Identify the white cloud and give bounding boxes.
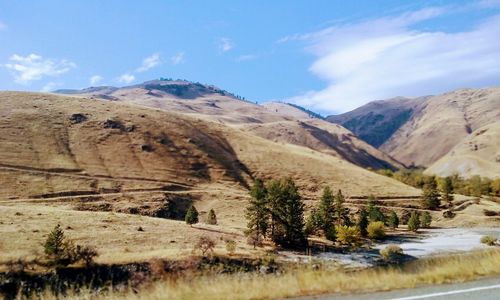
[89,75,103,86]
[235,54,257,62]
[285,9,500,113]
[171,52,185,65]
[117,73,135,84]
[478,0,500,8]
[219,38,234,52]
[4,53,76,84]
[41,82,61,92]
[136,53,161,72]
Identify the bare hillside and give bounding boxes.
[328,88,500,171]
[425,122,500,178]
[381,88,500,167]
[240,119,404,170]
[54,80,401,171]
[0,92,418,201]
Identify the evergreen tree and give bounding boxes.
[245,178,269,243]
[388,211,399,229]
[420,211,432,228]
[304,208,322,235]
[441,176,454,207]
[185,205,199,225]
[334,189,351,226]
[356,208,369,237]
[421,176,440,210]
[266,177,306,248]
[318,187,336,240]
[367,200,386,223]
[44,224,66,258]
[407,211,420,232]
[206,208,217,225]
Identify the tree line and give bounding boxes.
[244,177,433,249]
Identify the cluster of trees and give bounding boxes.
[185,206,218,225]
[377,169,499,197]
[245,178,306,248]
[245,178,428,249]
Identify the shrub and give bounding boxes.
[206,208,217,225]
[419,212,432,228]
[185,205,199,225]
[335,225,361,247]
[442,210,456,218]
[225,239,236,255]
[43,224,98,267]
[380,244,404,262]
[407,211,420,232]
[367,221,386,240]
[480,235,498,246]
[76,245,98,267]
[483,209,499,217]
[194,236,216,257]
[388,211,399,229]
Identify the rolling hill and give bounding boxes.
[327,88,500,175]
[54,80,402,171]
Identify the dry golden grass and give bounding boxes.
[38,249,500,300]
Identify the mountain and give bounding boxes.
[327,88,500,170]
[425,122,500,178]
[54,80,402,171]
[240,119,404,170]
[326,97,423,148]
[0,92,418,203]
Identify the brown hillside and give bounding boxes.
[380,88,500,167]
[0,92,418,200]
[240,119,404,170]
[425,122,500,178]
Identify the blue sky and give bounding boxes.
[1,0,500,114]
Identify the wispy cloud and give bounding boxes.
[41,82,61,92]
[219,38,234,52]
[235,54,257,62]
[89,75,103,86]
[4,54,76,84]
[117,73,135,84]
[136,53,161,72]
[284,7,500,113]
[478,0,500,8]
[171,52,185,65]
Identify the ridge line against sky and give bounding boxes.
[0,0,500,114]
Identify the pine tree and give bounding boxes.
[185,205,199,225]
[357,208,369,237]
[388,211,399,229]
[367,200,386,223]
[421,176,440,210]
[441,176,454,207]
[318,187,336,240]
[44,224,66,258]
[245,178,269,243]
[420,211,432,228]
[407,211,420,232]
[266,177,306,248]
[206,208,217,225]
[334,189,351,226]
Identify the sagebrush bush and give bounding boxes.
[367,221,386,239]
[380,244,403,262]
[480,235,498,246]
[225,239,236,255]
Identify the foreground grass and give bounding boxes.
[43,249,500,300]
